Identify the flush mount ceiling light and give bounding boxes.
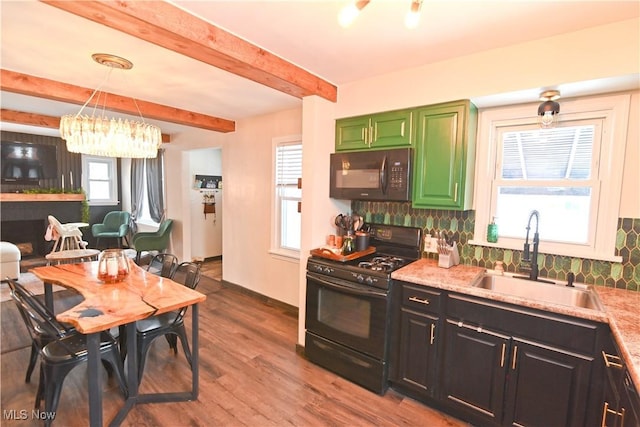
[537,89,561,129]
[59,53,162,158]
[338,0,424,29]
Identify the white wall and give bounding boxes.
[221,108,303,306]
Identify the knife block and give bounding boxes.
[438,243,460,269]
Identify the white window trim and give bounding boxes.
[81,155,119,206]
[471,93,630,262]
[270,134,302,260]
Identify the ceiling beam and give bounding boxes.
[0,109,172,143]
[0,69,234,133]
[41,0,338,102]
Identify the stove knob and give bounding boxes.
[356,274,364,283]
[365,276,374,285]
[314,265,323,272]
[323,267,332,274]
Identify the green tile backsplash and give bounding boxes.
[352,201,639,291]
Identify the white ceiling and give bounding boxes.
[1,0,639,137]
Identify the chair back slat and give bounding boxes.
[147,253,179,278]
[169,262,201,324]
[7,279,70,340]
[171,262,201,290]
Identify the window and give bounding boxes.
[272,136,302,257]
[472,94,630,262]
[81,155,118,205]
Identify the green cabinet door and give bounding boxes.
[335,110,414,151]
[412,100,477,210]
[370,110,413,149]
[335,116,370,151]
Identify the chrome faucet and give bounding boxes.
[522,210,540,281]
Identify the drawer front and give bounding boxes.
[399,282,441,315]
[447,293,600,355]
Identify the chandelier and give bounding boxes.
[59,54,162,158]
[339,0,424,29]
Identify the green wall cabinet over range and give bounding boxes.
[335,110,414,151]
[412,100,477,210]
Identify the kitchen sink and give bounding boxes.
[473,274,603,311]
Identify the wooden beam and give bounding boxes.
[0,109,172,143]
[41,0,338,102]
[0,70,233,133]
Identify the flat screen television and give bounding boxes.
[1,141,58,184]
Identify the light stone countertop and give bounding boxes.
[391,258,640,388]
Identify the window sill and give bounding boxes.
[468,239,623,263]
[268,249,300,263]
[87,200,120,207]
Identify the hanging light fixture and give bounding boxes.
[338,0,370,28]
[537,90,561,129]
[405,0,424,29]
[59,53,162,159]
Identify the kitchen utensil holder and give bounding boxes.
[438,243,460,269]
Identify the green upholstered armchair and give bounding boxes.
[91,211,130,248]
[131,219,173,263]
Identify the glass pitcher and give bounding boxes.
[97,249,130,283]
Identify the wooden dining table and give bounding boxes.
[30,259,207,427]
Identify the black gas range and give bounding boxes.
[305,224,422,394]
[307,224,423,289]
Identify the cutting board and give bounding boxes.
[310,246,375,262]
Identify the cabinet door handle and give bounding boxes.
[370,125,375,145]
[454,183,458,202]
[408,296,430,305]
[362,127,367,145]
[430,323,435,345]
[601,401,626,427]
[500,343,506,368]
[511,345,518,370]
[602,351,624,369]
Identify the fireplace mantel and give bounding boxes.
[0,193,84,202]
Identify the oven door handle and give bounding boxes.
[307,273,388,298]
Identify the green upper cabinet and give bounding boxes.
[335,109,414,151]
[412,100,477,210]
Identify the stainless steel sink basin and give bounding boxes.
[474,274,603,311]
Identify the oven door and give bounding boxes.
[305,272,389,360]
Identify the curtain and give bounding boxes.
[129,158,145,236]
[146,149,165,223]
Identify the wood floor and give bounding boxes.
[1,261,467,426]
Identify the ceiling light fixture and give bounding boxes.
[59,53,162,158]
[405,0,424,29]
[537,90,561,129]
[338,0,370,28]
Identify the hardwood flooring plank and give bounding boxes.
[1,260,469,427]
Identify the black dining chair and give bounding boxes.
[7,279,127,422]
[5,280,76,383]
[135,261,201,383]
[146,253,179,278]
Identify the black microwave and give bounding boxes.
[330,148,413,201]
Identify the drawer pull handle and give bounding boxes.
[430,323,435,345]
[408,296,430,305]
[500,343,506,368]
[601,401,626,427]
[602,351,624,369]
[512,345,518,370]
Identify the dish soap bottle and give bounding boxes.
[342,233,355,255]
[487,217,498,243]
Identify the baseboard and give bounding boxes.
[221,279,298,317]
